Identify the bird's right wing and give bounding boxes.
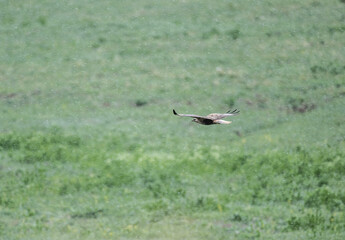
[207,109,240,119]
[173,109,210,119]
[226,109,240,115]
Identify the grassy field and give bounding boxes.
[1,0,345,239]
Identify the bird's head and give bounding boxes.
[192,118,199,123]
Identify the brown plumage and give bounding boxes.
[173,109,239,125]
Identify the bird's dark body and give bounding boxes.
[198,118,214,125]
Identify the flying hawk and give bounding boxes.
[173,109,239,125]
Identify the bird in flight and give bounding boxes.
[173,109,239,125]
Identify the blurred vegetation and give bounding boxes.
[1,0,345,239]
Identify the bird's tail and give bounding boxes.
[214,120,232,124]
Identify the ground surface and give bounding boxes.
[1,0,345,239]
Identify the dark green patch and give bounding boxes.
[135,99,148,107]
[227,29,240,40]
[71,209,103,219]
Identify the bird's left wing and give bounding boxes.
[173,109,210,119]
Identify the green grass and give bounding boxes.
[1,0,345,239]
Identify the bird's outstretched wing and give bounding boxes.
[206,109,240,120]
[173,109,212,120]
[226,109,240,114]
